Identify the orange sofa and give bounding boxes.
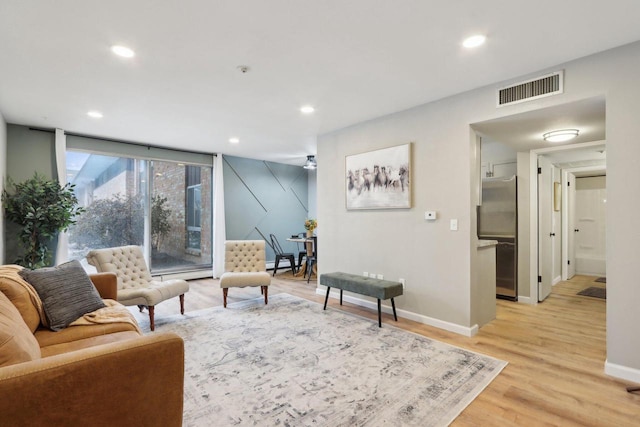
[0,266,185,427]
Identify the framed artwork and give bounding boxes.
[345,143,411,210]
[554,181,561,211]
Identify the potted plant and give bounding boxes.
[2,173,84,268]
[304,218,317,237]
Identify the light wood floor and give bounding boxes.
[130,273,640,426]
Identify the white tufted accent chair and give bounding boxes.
[219,240,271,308]
[86,245,189,330]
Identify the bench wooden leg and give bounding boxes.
[377,299,382,327]
[391,298,398,321]
[324,286,331,310]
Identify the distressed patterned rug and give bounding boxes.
[151,294,506,427]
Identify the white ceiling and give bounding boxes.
[472,96,606,150]
[1,1,639,166]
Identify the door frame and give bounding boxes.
[527,141,606,303]
[561,165,606,280]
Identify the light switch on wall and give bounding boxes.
[450,219,458,231]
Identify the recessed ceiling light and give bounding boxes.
[111,45,135,58]
[229,137,240,144]
[463,35,486,48]
[300,106,315,114]
[87,111,103,118]
[543,129,579,143]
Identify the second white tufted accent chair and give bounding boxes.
[86,245,189,330]
[219,240,271,308]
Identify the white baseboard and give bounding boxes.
[605,359,640,385]
[517,295,534,305]
[552,275,562,286]
[315,288,479,337]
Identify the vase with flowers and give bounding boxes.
[304,218,317,237]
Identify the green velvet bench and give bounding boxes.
[320,272,403,327]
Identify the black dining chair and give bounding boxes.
[295,232,308,271]
[269,234,296,276]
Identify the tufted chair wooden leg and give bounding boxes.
[222,288,228,308]
[262,286,268,305]
[148,306,155,331]
[179,294,185,315]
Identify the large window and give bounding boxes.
[185,166,202,252]
[67,150,213,274]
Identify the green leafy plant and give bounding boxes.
[151,195,172,252]
[71,194,144,249]
[2,173,84,268]
[70,193,173,252]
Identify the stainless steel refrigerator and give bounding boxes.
[478,175,518,300]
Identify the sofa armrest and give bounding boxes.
[89,272,118,300]
[0,333,184,427]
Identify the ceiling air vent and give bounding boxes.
[497,71,563,107]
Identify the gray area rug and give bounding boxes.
[577,286,606,299]
[151,294,507,427]
[594,277,606,283]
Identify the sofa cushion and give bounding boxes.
[35,320,140,348]
[19,260,106,331]
[39,330,142,358]
[0,265,41,333]
[0,291,41,367]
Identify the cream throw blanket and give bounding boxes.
[70,299,142,333]
[1,265,141,333]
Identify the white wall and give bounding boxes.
[318,41,640,381]
[0,111,6,264]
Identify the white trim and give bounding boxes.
[516,295,534,305]
[315,288,479,337]
[605,359,640,384]
[561,163,606,280]
[552,275,562,286]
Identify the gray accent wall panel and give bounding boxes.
[223,155,309,262]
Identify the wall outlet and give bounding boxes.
[363,271,368,277]
[399,278,406,289]
[369,273,376,278]
[376,274,384,280]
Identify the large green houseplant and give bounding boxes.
[2,173,84,268]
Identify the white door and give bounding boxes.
[567,173,577,279]
[538,156,554,301]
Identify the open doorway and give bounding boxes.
[535,143,606,301]
[472,96,606,304]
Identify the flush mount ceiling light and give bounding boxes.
[300,105,315,114]
[87,110,103,118]
[111,45,135,58]
[303,155,317,170]
[543,129,579,143]
[462,35,486,48]
[229,137,240,144]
